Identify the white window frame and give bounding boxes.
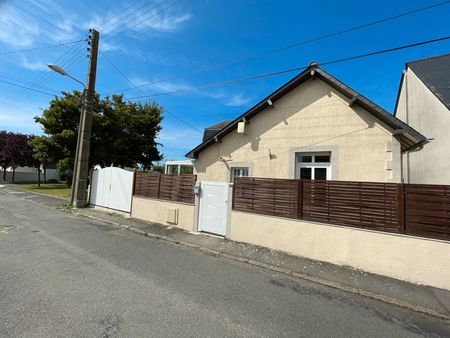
[296,153,332,180]
[230,167,249,182]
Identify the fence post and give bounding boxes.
[397,183,405,234]
[157,174,162,199]
[232,179,236,210]
[132,170,137,196]
[297,180,303,219]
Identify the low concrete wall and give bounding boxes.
[229,211,450,290]
[131,196,195,232]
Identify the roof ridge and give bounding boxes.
[186,66,426,158]
[406,52,450,66]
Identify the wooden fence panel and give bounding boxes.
[404,184,450,240]
[134,173,160,199]
[134,173,196,204]
[233,177,450,241]
[302,180,400,232]
[233,177,299,219]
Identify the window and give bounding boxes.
[296,153,331,180]
[231,167,249,182]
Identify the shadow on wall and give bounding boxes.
[194,78,377,175]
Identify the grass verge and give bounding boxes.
[8,183,71,199]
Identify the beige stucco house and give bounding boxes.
[187,63,426,183]
[395,53,450,185]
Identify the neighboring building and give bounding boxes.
[395,53,450,185]
[164,160,193,174]
[187,63,426,183]
[202,120,232,142]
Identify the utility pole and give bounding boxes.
[72,29,99,208]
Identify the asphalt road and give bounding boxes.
[1,190,449,337]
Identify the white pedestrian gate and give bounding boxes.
[89,167,134,213]
[198,181,229,236]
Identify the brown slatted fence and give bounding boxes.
[233,177,299,219]
[233,177,403,234]
[404,184,450,241]
[302,180,399,232]
[134,173,196,204]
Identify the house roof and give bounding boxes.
[186,64,427,159]
[407,53,450,110]
[202,120,233,142]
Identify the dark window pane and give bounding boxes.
[299,155,312,163]
[180,166,193,174]
[300,167,312,180]
[231,167,249,182]
[314,168,327,180]
[315,155,330,163]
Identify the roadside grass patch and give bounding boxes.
[9,183,70,199]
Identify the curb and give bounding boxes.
[73,210,450,321]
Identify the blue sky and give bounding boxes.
[0,0,449,162]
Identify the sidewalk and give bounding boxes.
[2,185,450,320]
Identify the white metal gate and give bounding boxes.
[90,167,134,213]
[198,181,229,236]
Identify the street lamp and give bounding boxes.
[48,64,85,206]
[48,64,85,89]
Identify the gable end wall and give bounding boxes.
[194,78,400,183]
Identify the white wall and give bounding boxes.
[230,210,450,290]
[1,167,60,183]
[131,196,195,232]
[396,68,450,184]
[194,78,400,183]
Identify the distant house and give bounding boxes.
[164,160,193,174]
[186,63,426,183]
[202,120,232,142]
[395,53,450,185]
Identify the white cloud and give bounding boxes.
[157,125,201,151]
[0,1,191,52]
[225,93,252,107]
[99,41,125,53]
[134,13,192,32]
[129,76,193,95]
[87,7,192,36]
[20,56,49,71]
[0,7,41,48]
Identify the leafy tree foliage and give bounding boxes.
[0,131,35,181]
[31,91,163,175]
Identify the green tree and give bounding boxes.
[32,91,163,180]
[28,135,57,184]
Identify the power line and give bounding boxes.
[0,72,57,93]
[100,51,202,133]
[100,0,151,34]
[0,39,85,56]
[103,0,450,95]
[97,0,146,33]
[103,0,182,42]
[0,43,83,108]
[0,79,56,96]
[0,4,87,113]
[0,39,86,112]
[124,35,450,100]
